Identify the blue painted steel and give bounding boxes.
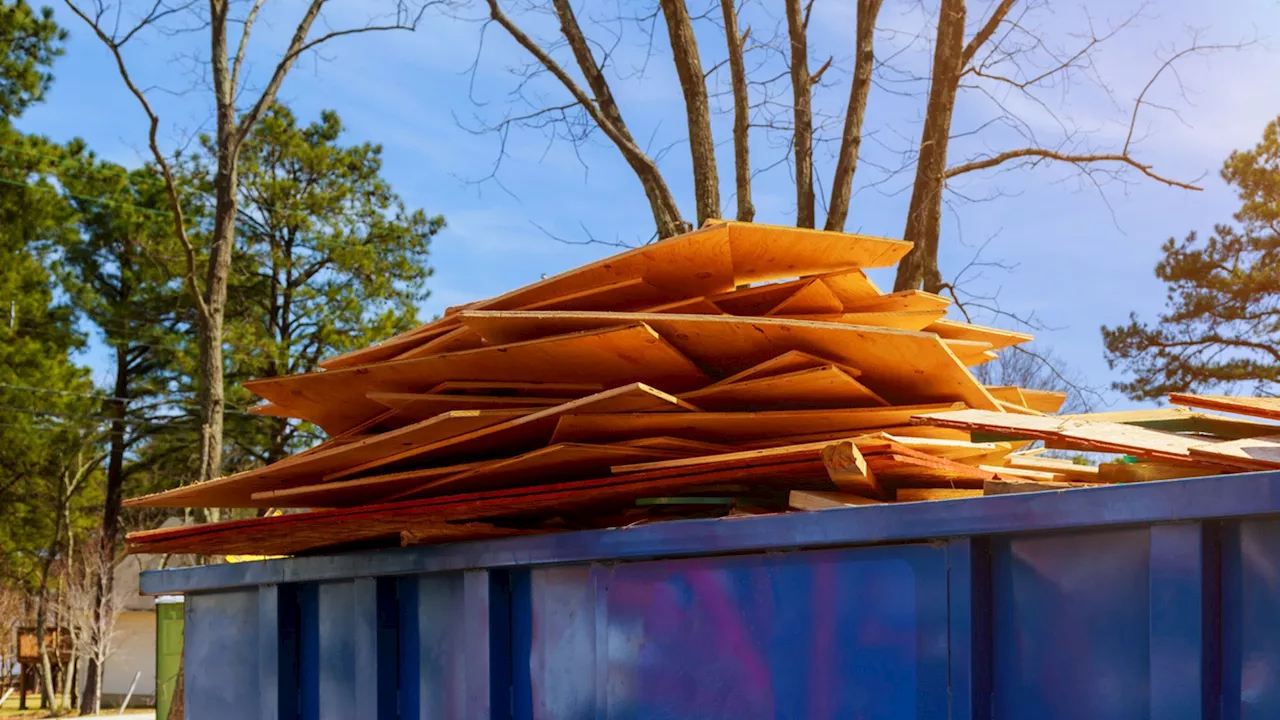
[153,471,1280,719]
[993,527,1154,718]
[518,545,948,719]
[185,590,261,720]
[1222,517,1280,718]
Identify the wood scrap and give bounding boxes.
[1096,461,1216,484]
[1169,394,1280,423]
[764,278,843,315]
[701,350,862,388]
[788,490,883,511]
[984,478,1101,496]
[896,488,982,502]
[680,365,888,411]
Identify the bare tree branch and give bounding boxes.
[825,0,883,232]
[785,0,814,228]
[946,147,1202,190]
[720,0,753,222]
[659,0,720,226]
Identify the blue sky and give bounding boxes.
[22,0,1280,409]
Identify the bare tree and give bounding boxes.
[785,0,815,228]
[64,533,128,716]
[719,0,753,221]
[63,0,427,711]
[824,0,883,232]
[974,343,1098,414]
[661,0,720,226]
[483,0,688,238]
[893,0,1238,292]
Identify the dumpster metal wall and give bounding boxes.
[144,472,1280,719]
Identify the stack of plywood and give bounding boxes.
[122,222,1280,557]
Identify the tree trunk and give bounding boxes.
[35,559,56,709]
[81,346,130,715]
[59,656,75,710]
[894,0,965,292]
[659,0,720,227]
[785,0,815,228]
[720,0,753,222]
[825,0,884,232]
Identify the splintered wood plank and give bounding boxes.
[456,312,999,411]
[896,488,983,502]
[249,461,491,508]
[1059,407,1277,438]
[914,409,1248,467]
[367,392,560,423]
[1186,435,1280,470]
[764,278,843,315]
[391,327,486,360]
[1096,461,1218,483]
[680,365,888,411]
[615,437,739,453]
[788,310,949,331]
[125,409,533,508]
[241,324,711,435]
[429,381,602,398]
[327,383,698,481]
[1004,455,1101,482]
[789,490,883,511]
[643,297,727,315]
[1169,394,1280,423]
[824,441,882,497]
[125,456,835,556]
[702,350,862,389]
[868,450,996,487]
[980,465,1065,482]
[553,403,961,444]
[318,322,459,370]
[520,278,673,312]
[876,433,1008,462]
[842,290,951,314]
[391,443,687,499]
[925,319,1033,351]
[984,478,1100,496]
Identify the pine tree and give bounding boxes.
[1103,116,1280,398]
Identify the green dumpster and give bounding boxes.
[155,596,184,720]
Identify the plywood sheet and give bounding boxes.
[680,365,888,410]
[709,278,812,316]
[249,461,491,508]
[317,321,459,370]
[702,350,861,389]
[611,437,893,476]
[125,409,532,508]
[818,269,881,307]
[643,297,727,315]
[789,490,883,510]
[764,278,843,315]
[896,488,983,502]
[1020,389,1069,414]
[1169,394,1280,423]
[726,221,912,281]
[242,324,711,435]
[1004,455,1101,481]
[842,290,951,314]
[367,392,560,424]
[551,403,963,444]
[925,318,1032,351]
[914,409,1248,467]
[328,383,696,481]
[428,381,602,398]
[456,312,999,411]
[521,278,673,312]
[615,437,738,454]
[1186,435,1280,469]
[393,443,686,499]
[788,310,948,331]
[392,327,485,360]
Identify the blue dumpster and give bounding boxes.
[143,471,1280,719]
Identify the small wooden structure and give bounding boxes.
[14,626,74,710]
